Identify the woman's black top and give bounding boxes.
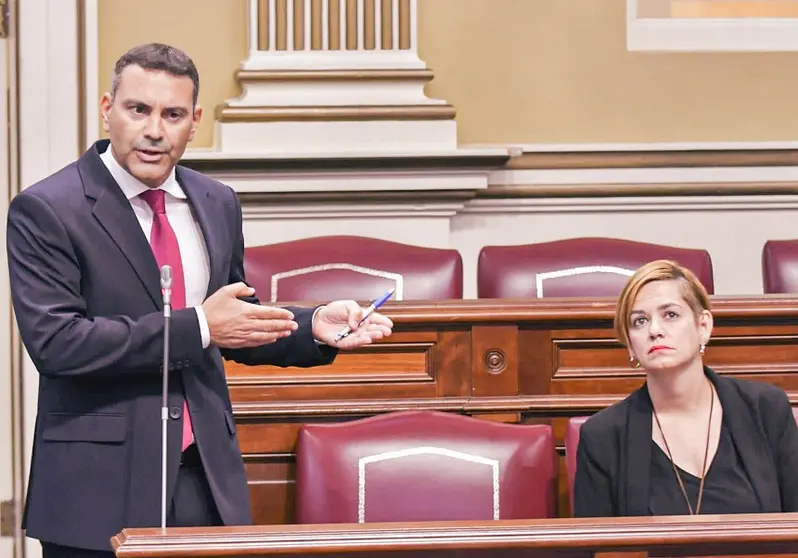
[648,419,761,515]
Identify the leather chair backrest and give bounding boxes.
[478,237,714,298]
[565,416,589,515]
[762,239,798,293]
[295,410,557,523]
[244,236,463,302]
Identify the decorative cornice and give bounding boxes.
[235,68,435,83]
[241,201,467,219]
[505,149,798,170]
[238,189,477,205]
[216,104,456,122]
[178,142,798,201]
[179,151,508,173]
[479,181,798,199]
[230,187,798,209]
[182,144,798,173]
[463,194,798,214]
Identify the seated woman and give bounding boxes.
[573,259,798,517]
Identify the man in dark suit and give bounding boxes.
[6,43,394,558]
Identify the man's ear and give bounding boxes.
[188,104,203,142]
[99,93,113,133]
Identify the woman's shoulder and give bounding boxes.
[580,387,644,441]
[714,371,791,410]
[712,371,795,452]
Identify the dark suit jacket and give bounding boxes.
[573,367,798,517]
[6,140,338,551]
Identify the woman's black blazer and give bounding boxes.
[573,366,798,517]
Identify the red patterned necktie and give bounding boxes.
[139,188,194,452]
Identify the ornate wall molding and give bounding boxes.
[180,140,798,200]
[215,0,456,155]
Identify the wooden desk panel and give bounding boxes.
[226,296,798,524]
[113,513,798,558]
[226,329,472,402]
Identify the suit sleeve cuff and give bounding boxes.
[194,306,211,349]
[312,305,326,345]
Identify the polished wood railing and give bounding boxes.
[224,296,798,522]
[112,513,798,557]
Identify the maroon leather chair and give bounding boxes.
[244,236,463,302]
[762,239,798,293]
[477,237,714,298]
[295,410,557,523]
[565,416,589,514]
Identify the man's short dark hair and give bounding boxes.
[111,43,200,107]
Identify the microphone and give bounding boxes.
[159,265,172,530]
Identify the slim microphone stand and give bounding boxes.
[160,266,173,530]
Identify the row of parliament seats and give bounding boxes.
[292,408,798,523]
[243,236,798,302]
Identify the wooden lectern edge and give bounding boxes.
[110,513,798,556]
[270,295,798,324]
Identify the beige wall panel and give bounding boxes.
[97,0,248,148]
[418,0,798,144]
[637,0,672,17]
[98,0,798,147]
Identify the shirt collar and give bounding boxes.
[99,144,186,201]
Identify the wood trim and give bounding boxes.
[234,396,470,418]
[360,295,798,324]
[112,513,798,556]
[179,153,507,173]
[230,295,798,324]
[237,189,477,205]
[233,391,798,418]
[480,181,798,198]
[216,103,456,122]
[506,149,798,170]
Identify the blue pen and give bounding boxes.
[333,287,395,342]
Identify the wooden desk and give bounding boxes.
[112,513,798,557]
[225,296,798,523]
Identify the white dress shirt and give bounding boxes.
[100,146,211,348]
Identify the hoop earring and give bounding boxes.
[629,356,640,369]
[700,343,706,355]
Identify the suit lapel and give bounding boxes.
[708,368,775,511]
[624,386,653,515]
[176,167,225,298]
[79,141,162,308]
